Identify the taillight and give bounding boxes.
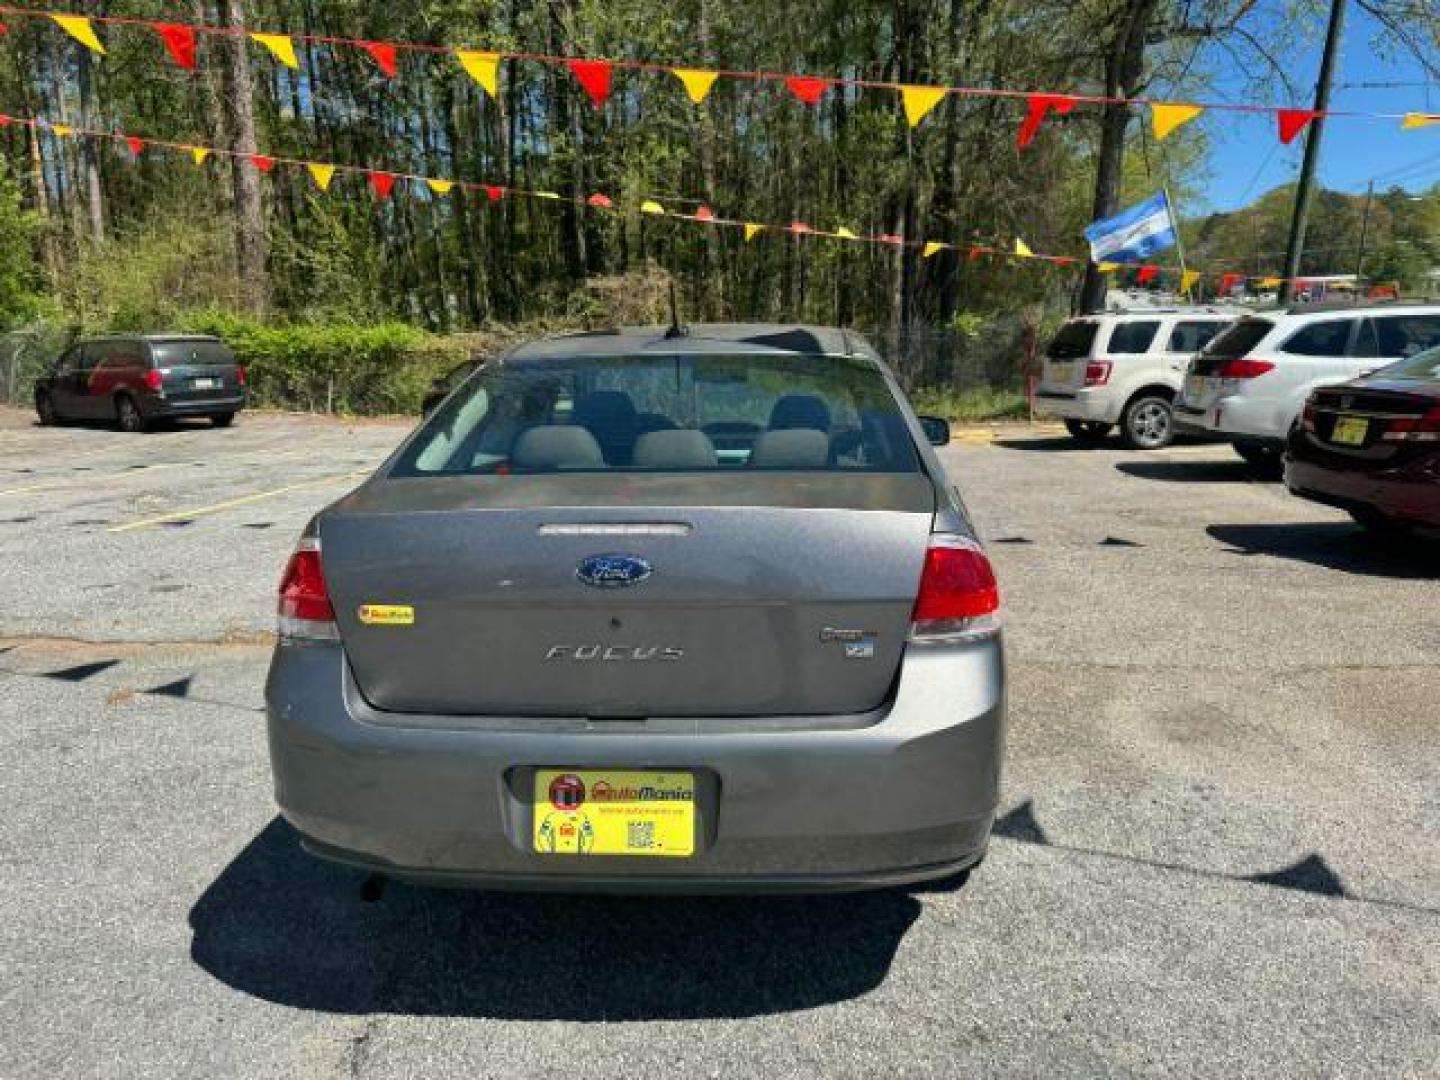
[236,366,247,387]
[278,535,337,641]
[910,535,1001,641]
[1382,406,1440,442]
[1301,398,1318,432]
[1084,361,1112,386]
[1216,358,1275,379]
[144,368,163,391]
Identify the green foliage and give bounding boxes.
[0,159,46,329]
[909,386,1029,422]
[177,313,469,414]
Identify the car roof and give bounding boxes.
[1264,302,1440,319]
[1082,307,1236,321]
[504,324,876,361]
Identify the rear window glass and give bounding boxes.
[1381,344,1440,381]
[1204,318,1273,359]
[1045,322,1098,359]
[393,353,920,475]
[1107,321,1160,354]
[1281,320,1354,357]
[1167,321,1228,353]
[151,341,236,367]
[1372,315,1440,358]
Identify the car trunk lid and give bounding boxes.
[320,473,936,718]
[152,339,242,404]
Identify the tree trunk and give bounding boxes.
[216,0,268,313]
[75,50,104,245]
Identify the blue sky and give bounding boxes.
[1189,3,1437,212]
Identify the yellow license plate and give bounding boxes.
[533,769,695,857]
[1050,362,1074,384]
[1332,415,1368,446]
[1184,375,1205,400]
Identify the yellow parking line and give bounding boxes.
[0,481,61,497]
[107,471,367,533]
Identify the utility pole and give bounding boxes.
[1278,0,1347,305]
[1352,180,1375,295]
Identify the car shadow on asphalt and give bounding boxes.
[1115,460,1265,483]
[189,818,923,1020]
[1207,522,1439,578]
[992,436,1092,452]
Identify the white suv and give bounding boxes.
[1036,308,1238,449]
[1173,303,1440,469]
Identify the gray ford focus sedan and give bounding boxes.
[265,324,1005,892]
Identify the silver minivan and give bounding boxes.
[266,324,1005,893]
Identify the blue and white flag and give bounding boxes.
[1083,192,1177,264]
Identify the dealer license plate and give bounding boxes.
[1183,375,1206,402]
[533,769,695,857]
[193,377,220,390]
[1331,415,1368,446]
[1049,362,1074,385]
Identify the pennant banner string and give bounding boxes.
[0,5,1423,128]
[0,112,1333,288]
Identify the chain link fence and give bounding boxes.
[0,326,70,408]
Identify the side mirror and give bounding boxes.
[918,415,951,447]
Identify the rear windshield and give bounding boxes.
[1203,318,1273,359]
[1046,321,1098,360]
[392,353,920,475]
[151,340,236,367]
[1380,345,1440,381]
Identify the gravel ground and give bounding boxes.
[0,408,1436,1078]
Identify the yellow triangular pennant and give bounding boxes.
[535,191,561,200]
[1097,261,1120,274]
[922,241,945,259]
[1015,237,1034,257]
[51,15,105,55]
[834,226,858,239]
[426,178,455,195]
[306,163,335,191]
[673,69,719,105]
[744,223,763,242]
[640,200,665,215]
[1151,102,1204,141]
[190,147,211,166]
[50,124,73,138]
[455,50,501,98]
[901,86,947,128]
[1402,112,1440,130]
[1258,276,1282,288]
[251,33,298,70]
[1180,269,1201,292]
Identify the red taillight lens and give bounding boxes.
[144,368,163,391]
[236,365,247,387]
[1301,398,1318,432]
[1084,361,1112,386]
[1382,406,1440,442]
[910,536,1001,640]
[278,536,337,640]
[1216,358,1275,379]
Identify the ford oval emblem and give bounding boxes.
[576,554,652,589]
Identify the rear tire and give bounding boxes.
[35,391,57,427]
[115,394,146,434]
[1233,440,1282,476]
[1119,392,1174,450]
[1064,419,1113,443]
[211,412,236,428]
[1349,507,1413,537]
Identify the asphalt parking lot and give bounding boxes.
[1,407,1436,1078]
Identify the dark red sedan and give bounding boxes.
[1286,346,1440,534]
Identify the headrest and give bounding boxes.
[748,429,830,468]
[767,394,831,432]
[511,425,605,469]
[632,429,719,468]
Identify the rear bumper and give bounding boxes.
[1035,387,1115,423]
[1285,453,1440,527]
[1173,394,1283,441]
[144,393,246,418]
[265,637,1005,893]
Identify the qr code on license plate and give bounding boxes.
[627,820,656,850]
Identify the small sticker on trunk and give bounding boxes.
[358,604,414,626]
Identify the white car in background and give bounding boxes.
[1036,308,1238,449]
[1173,303,1440,470]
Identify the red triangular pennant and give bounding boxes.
[968,247,987,261]
[250,154,276,173]
[1136,264,1160,285]
[694,205,715,221]
[368,171,397,199]
[879,233,904,245]
[1219,272,1243,293]
[362,41,398,78]
[1017,94,1078,148]
[154,23,197,69]
[789,220,812,234]
[484,185,504,202]
[785,75,828,107]
[567,60,613,108]
[0,115,10,127]
[587,193,614,208]
[125,136,144,157]
[1277,109,1321,145]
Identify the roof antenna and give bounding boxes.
[664,281,689,339]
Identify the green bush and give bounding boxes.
[178,314,470,415]
[909,385,1030,422]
